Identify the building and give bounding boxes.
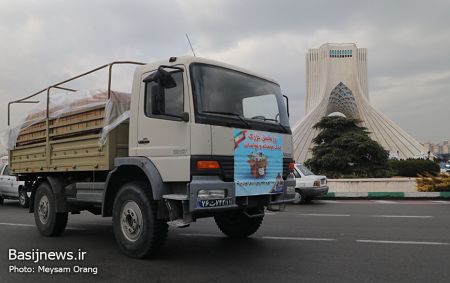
[421,140,450,159]
[292,43,429,163]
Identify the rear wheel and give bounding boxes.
[34,182,68,236]
[292,189,304,204]
[214,208,264,238]
[19,188,30,208]
[112,181,168,259]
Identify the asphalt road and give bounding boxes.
[1,199,450,283]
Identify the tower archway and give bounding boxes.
[326,82,360,119]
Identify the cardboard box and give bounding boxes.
[247,155,269,179]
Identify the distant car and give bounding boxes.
[292,164,328,204]
[0,162,30,208]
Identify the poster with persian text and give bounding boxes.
[234,130,284,196]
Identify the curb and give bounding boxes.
[318,192,450,199]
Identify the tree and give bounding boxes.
[304,116,395,178]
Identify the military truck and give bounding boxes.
[5,56,296,258]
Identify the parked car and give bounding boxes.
[0,161,29,207]
[292,164,328,204]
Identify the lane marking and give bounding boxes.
[0,223,34,227]
[316,200,450,204]
[179,233,224,237]
[357,240,450,245]
[372,215,432,218]
[0,223,85,230]
[264,236,337,241]
[298,214,350,217]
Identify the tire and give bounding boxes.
[112,181,168,259]
[34,182,68,236]
[214,208,264,238]
[0,196,3,205]
[292,189,304,204]
[19,188,30,208]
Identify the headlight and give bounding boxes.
[198,189,226,200]
[286,185,295,194]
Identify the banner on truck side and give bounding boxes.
[234,130,284,196]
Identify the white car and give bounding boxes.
[0,161,30,208]
[292,164,328,204]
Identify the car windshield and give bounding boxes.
[190,64,289,127]
[296,165,314,176]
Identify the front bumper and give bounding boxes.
[188,176,296,213]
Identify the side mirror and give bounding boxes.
[143,68,177,89]
[143,65,184,87]
[151,85,165,114]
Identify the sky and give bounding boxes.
[0,0,449,153]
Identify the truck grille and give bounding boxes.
[191,156,293,182]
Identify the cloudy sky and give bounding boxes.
[0,0,448,153]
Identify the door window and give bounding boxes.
[144,71,184,120]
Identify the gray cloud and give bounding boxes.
[0,0,448,154]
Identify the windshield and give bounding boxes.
[190,64,290,130]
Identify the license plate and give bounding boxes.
[197,198,232,208]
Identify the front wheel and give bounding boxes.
[112,182,168,259]
[214,208,264,238]
[34,182,68,236]
[292,189,304,204]
[19,188,30,208]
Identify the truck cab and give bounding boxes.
[126,56,295,212]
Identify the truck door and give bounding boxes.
[136,67,191,182]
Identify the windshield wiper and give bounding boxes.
[250,116,288,133]
[202,111,251,128]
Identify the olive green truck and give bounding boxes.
[5,56,296,258]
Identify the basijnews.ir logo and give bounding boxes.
[9,248,87,263]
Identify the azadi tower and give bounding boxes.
[292,43,429,163]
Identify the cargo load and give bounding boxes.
[2,89,130,149]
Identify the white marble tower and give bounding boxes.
[292,43,428,163]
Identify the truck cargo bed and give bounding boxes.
[9,105,129,174]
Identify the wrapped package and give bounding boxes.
[1,89,131,149]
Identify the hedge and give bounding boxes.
[389,160,440,177]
